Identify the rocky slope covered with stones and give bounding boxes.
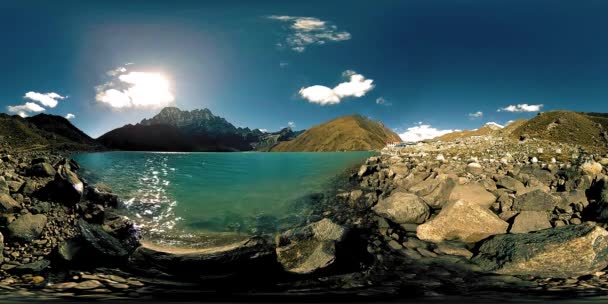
[336,134,608,293]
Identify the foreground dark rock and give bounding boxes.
[276,218,347,274]
[128,237,279,281]
[473,223,608,278]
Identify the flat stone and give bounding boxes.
[435,244,473,259]
[513,189,560,211]
[496,176,526,194]
[388,240,403,250]
[50,282,78,290]
[448,183,496,208]
[509,211,552,234]
[74,280,104,290]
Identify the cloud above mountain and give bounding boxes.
[398,123,458,142]
[7,102,45,117]
[267,15,351,52]
[65,113,75,119]
[95,64,175,109]
[299,70,374,105]
[498,104,543,112]
[468,111,483,119]
[24,92,66,108]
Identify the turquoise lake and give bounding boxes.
[72,152,374,247]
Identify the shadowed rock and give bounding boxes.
[473,223,608,278]
[509,211,552,233]
[513,189,560,211]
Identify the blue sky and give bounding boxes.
[1,0,608,139]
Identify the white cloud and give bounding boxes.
[258,128,268,133]
[376,97,391,106]
[267,15,351,52]
[65,113,76,119]
[7,102,46,118]
[287,121,296,128]
[95,65,175,109]
[299,70,374,105]
[497,104,543,112]
[398,123,458,142]
[468,111,483,119]
[24,91,66,108]
[506,120,515,125]
[279,61,289,68]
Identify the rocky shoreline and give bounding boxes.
[1,135,608,302]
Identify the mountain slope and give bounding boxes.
[435,122,504,141]
[510,111,608,147]
[271,115,401,152]
[0,113,102,151]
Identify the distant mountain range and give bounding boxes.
[2,108,606,153]
[98,107,302,152]
[271,114,402,152]
[0,113,103,152]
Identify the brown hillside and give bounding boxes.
[510,111,608,148]
[271,115,401,152]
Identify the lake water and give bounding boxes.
[72,151,374,247]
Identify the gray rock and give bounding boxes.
[474,223,608,278]
[11,259,50,274]
[448,183,497,208]
[276,218,347,274]
[28,162,56,177]
[0,176,9,194]
[513,189,560,211]
[30,201,51,215]
[372,192,429,224]
[417,200,509,243]
[18,180,36,196]
[509,211,552,234]
[434,241,473,259]
[53,165,83,205]
[409,178,441,196]
[0,193,19,212]
[0,232,3,261]
[78,219,129,260]
[7,213,47,242]
[495,176,526,194]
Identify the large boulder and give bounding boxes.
[448,183,496,208]
[276,218,347,274]
[513,189,560,211]
[495,176,526,194]
[509,211,552,234]
[473,223,608,278]
[417,200,508,243]
[77,219,129,262]
[0,193,19,212]
[8,213,47,242]
[421,175,457,208]
[53,165,83,205]
[372,192,429,224]
[28,162,56,177]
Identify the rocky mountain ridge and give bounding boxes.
[271,114,401,152]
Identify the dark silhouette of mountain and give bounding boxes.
[98,107,297,152]
[0,113,103,151]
